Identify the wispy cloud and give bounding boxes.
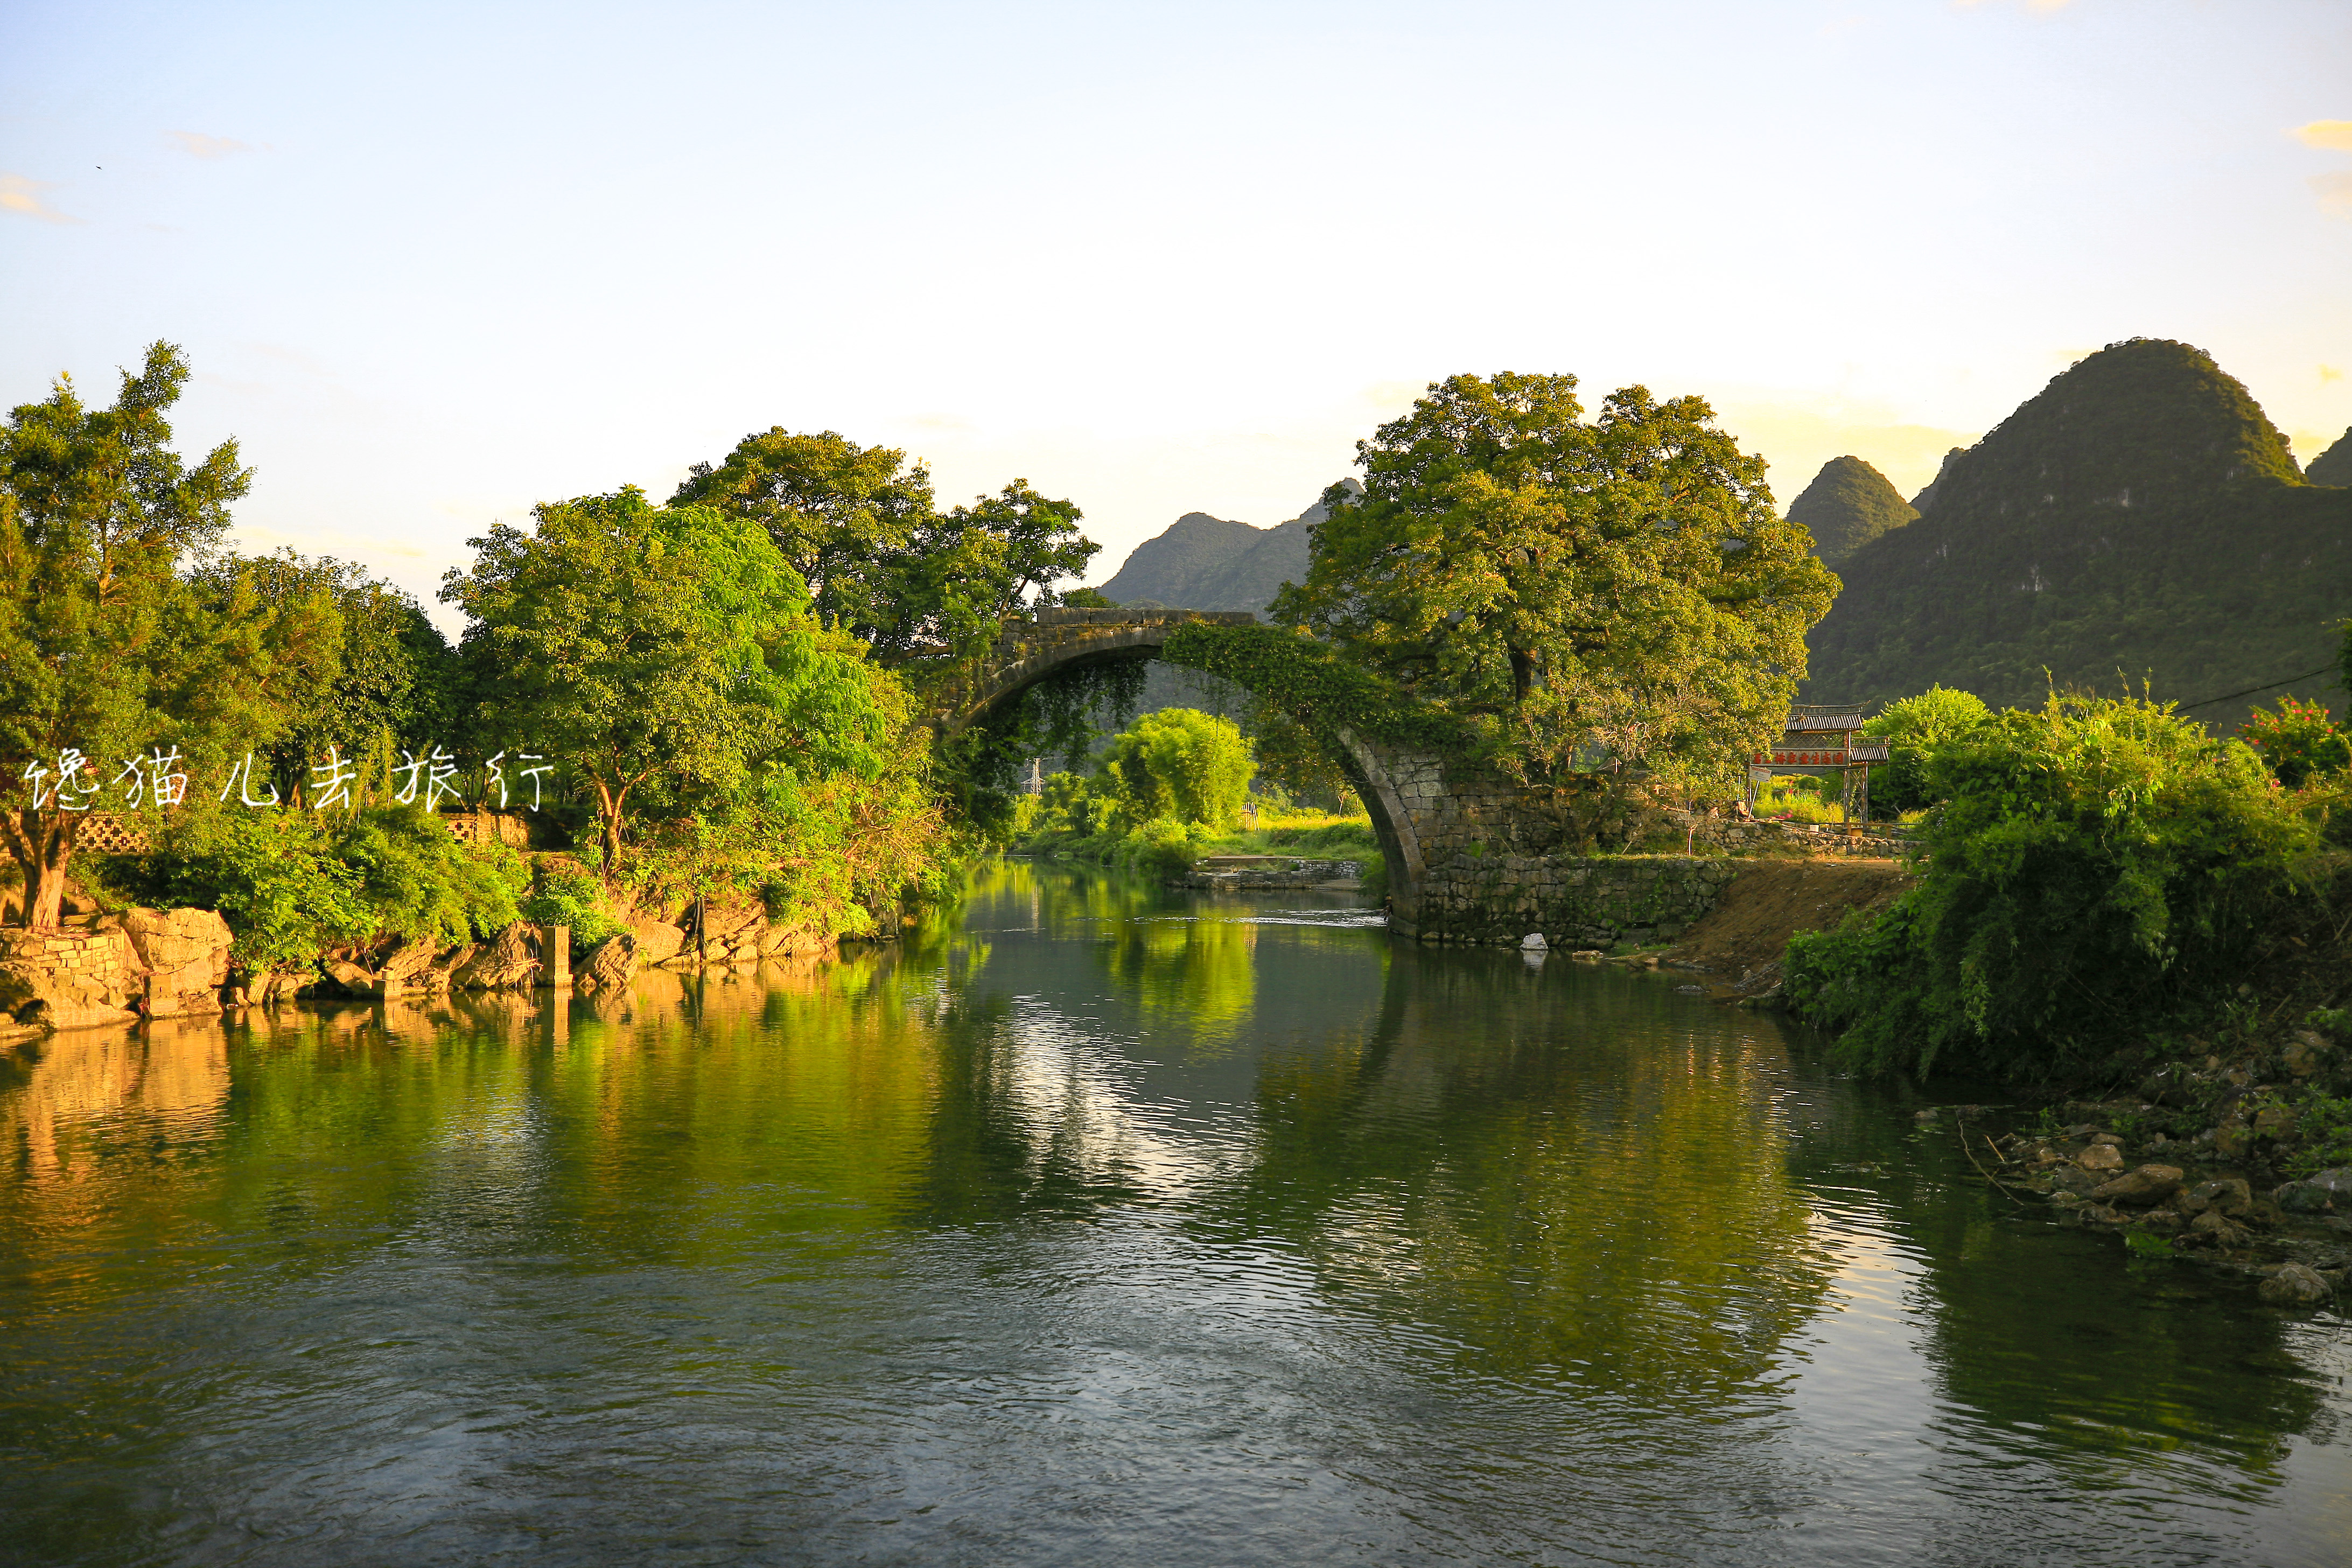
[168,131,254,159]
[2313,170,2352,219]
[2293,120,2352,152]
[0,172,81,225]
[1957,0,2075,13]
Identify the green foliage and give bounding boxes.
[1784,691,2320,1079]
[0,341,341,927]
[114,804,521,969]
[519,860,625,948]
[2241,696,2351,789]
[672,429,1097,657]
[441,486,901,882]
[1161,621,1476,755]
[1861,685,1992,814]
[2286,1094,2352,1179]
[335,805,526,946]
[1098,708,1256,830]
[127,813,368,969]
[940,660,1144,842]
[1787,456,1917,566]
[1266,372,1837,789]
[1806,340,2351,729]
[190,551,459,800]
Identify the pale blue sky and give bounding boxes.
[5,0,2348,620]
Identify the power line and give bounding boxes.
[2176,664,2339,713]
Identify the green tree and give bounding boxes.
[191,552,458,802]
[1860,685,1992,814]
[1099,708,1256,829]
[0,342,335,929]
[440,487,899,888]
[1271,373,1837,788]
[673,429,1096,657]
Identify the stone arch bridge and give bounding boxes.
[930,607,1735,948]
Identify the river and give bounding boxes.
[2,860,2347,1566]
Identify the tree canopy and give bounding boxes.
[1098,708,1256,830]
[671,428,1097,657]
[439,486,908,890]
[1271,372,1837,787]
[0,342,335,927]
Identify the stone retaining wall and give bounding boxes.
[1413,854,1739,948]
[0,923,140,1031]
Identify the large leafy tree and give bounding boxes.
[1271,373,1838,787]
[440,486,900,885]
[190,552,459,802]
[0,342,335,928]
[672,428,1097,656]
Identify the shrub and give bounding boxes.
[1785,692,2319,1079]
[2241,696,2351,789]
[1861,685,1991,815]
[128,812,374,970]
[108,804,526,969]
[519,860,627,948]
[337,804,526,947]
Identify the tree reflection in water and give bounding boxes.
[0,857,2342,1566]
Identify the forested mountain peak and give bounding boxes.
[2309,427,2352,488]
[1926,338,2300,522]
[1787,456,1917,566]
[1803,339,2350,724]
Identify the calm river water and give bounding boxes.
[3,861,2349,1566]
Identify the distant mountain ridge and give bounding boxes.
[1093,480,1359,614]
[1803,339,2352,725]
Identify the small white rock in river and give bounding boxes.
[1521,933,1548,950]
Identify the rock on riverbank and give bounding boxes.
[1980,1118,2348,1310]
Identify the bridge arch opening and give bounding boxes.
[938,609,1427,924]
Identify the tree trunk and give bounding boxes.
[594,781,630,890]
[8,809,78,930]
[1508,645,1538,706]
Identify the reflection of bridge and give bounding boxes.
[932,608,1728,948]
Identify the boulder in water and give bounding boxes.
[2257,1263,2333,1307]
[575,934,639,994]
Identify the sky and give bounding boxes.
[4,0,2349,625]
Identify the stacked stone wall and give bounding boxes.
[1356,737,1900,943]
[0,923,141,1032]
[1411,854,1738,948]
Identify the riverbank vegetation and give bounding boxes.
[1783,673,2352,1158]
[1,343,1102,972]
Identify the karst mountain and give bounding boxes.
[1787,456,1918,566]
[1091,480,1360,615]
[1802,338,2352,724]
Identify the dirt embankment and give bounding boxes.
[1663,858,1911,997]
